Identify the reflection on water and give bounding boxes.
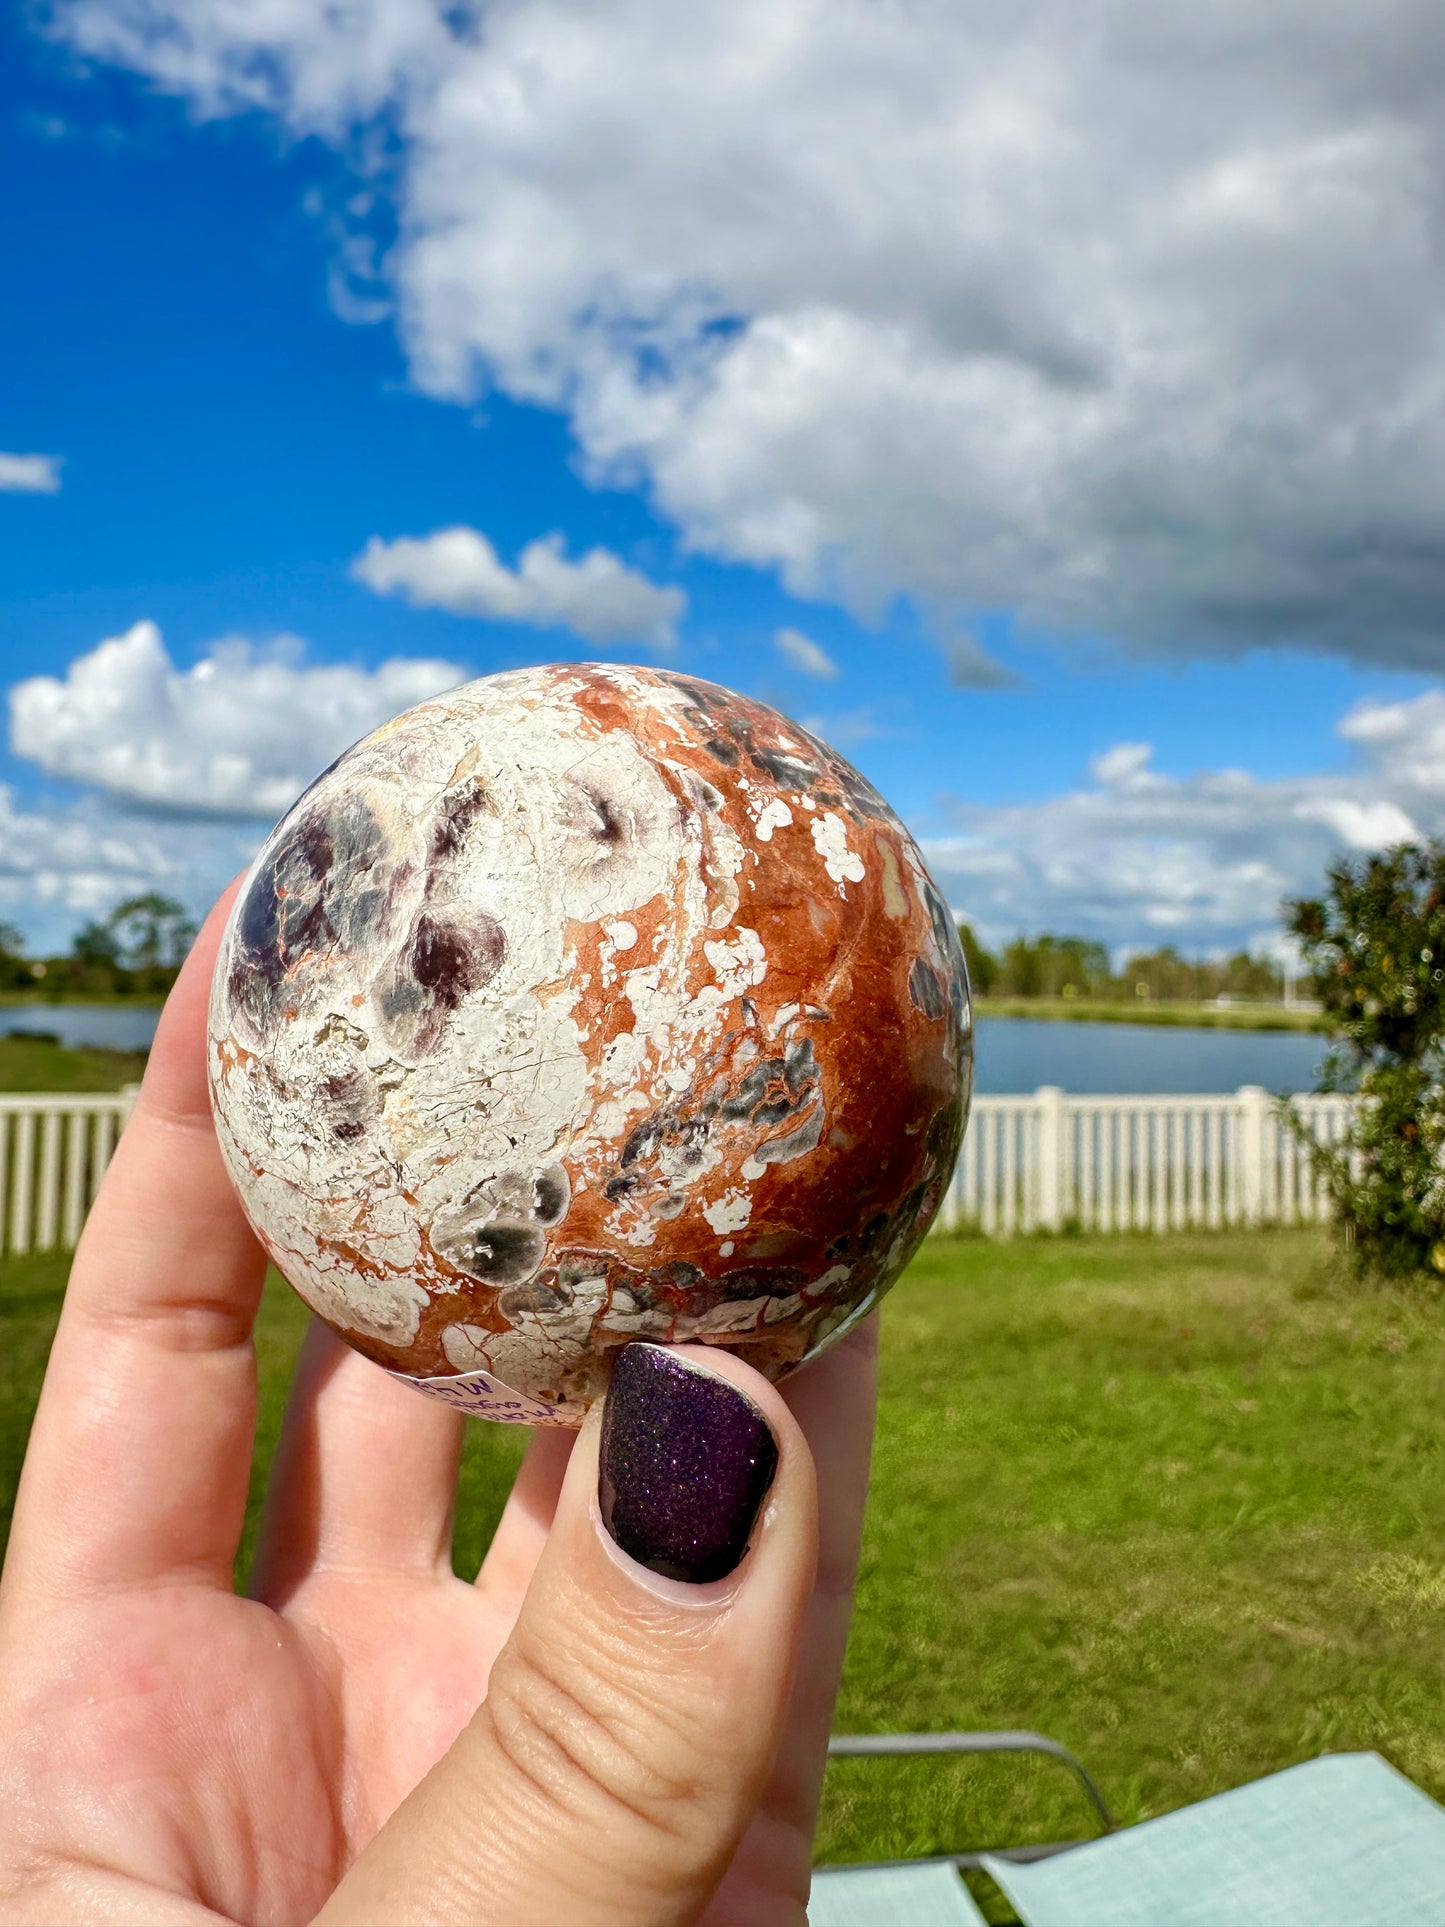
[0,1004,1329,1096]
[974,1015,1325,1095]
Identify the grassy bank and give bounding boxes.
[4,1231,1443,1920]
[0,991,165,1008]
[978,995,1325,1032]
[0,1032,148,1092]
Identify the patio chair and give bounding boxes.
[809,1744,1445,1926]
[809,1729,1115,1926]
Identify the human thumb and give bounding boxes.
[318,1343,819,1927]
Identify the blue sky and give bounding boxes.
[4,0,1445,956]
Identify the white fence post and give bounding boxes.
[1237,1086,1269,1226]
[0,1093,136,1259]
[9,1112,35,1255]
[931,1086,1349,1240]
[1035,1085,1065,1232]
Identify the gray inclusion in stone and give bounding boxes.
[431,1163,571,1287]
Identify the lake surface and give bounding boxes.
[973,1015,1325,1094]
[0,1005,161,1051]
[0,1004,1329,1095]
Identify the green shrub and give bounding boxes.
[1287,841,1445,1275]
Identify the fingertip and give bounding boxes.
[631,1341,810,1461]
[137,873,247,1123]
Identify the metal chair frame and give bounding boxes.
[820,1730,1116,1874]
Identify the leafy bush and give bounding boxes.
[1286,842,1445,1275]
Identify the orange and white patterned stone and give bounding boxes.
[208,664,972,1423]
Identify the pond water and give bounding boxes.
[973,1015,1326,1094]
[0,1003,1329,1095]
[0,1004,162,1052]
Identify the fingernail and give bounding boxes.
[598,1344,780,1585]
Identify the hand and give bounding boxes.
[0,888,876,1926]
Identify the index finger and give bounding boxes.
[703,1317,879,1920]
[2,881,269,1612]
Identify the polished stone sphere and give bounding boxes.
[208,664,971,1423]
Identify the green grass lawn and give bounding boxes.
[0,1033,149,1092]
[4,1230,1445,1921]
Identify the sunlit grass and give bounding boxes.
[977,996,1323,1031]
[0,1033,148,1091]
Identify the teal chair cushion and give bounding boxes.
[809,1861,988,1925]
[982,1752,1445,1927]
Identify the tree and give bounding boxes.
[71,920,121,965]
[1222,949,1284,1000]
[996,932,1109,999]
[1286,841,1445,1274]
[955,922,998,996]
[0,920,29,992]
[106,894,197,971]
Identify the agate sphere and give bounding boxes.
[208,664,972,1423]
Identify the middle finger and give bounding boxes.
[249,1320,465,1603]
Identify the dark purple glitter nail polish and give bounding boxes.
[598,1344,780,1584]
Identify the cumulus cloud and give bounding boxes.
[8,620,463,817]
[52,0,1445,669]
[0,786,170,906]
[0,781,258,952]
[929,690,1445,953]
[352,527,684,650]
[0,453,61,494]
[1089,743,1156,789]
[775,627,838,681]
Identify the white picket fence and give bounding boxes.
[939,1086,1354,1237]
[0,1090,140,1258]
[0,1083,1352,1260]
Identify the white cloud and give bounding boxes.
[1337,688,1445,785]
[0,781,257,952]
[53,0,1445,668]
[8,620,464,817]
[0,453,61,494]
[1293,795,1417,849]
[0,786,168,904]
[1089,742,1156,789]
[930,689,1445,952]
[352,527,684,650]
[775,627,837,681]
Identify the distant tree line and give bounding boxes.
[957,925,1287,1004]
[0,894,197,999]
[0,892,1290,1010]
